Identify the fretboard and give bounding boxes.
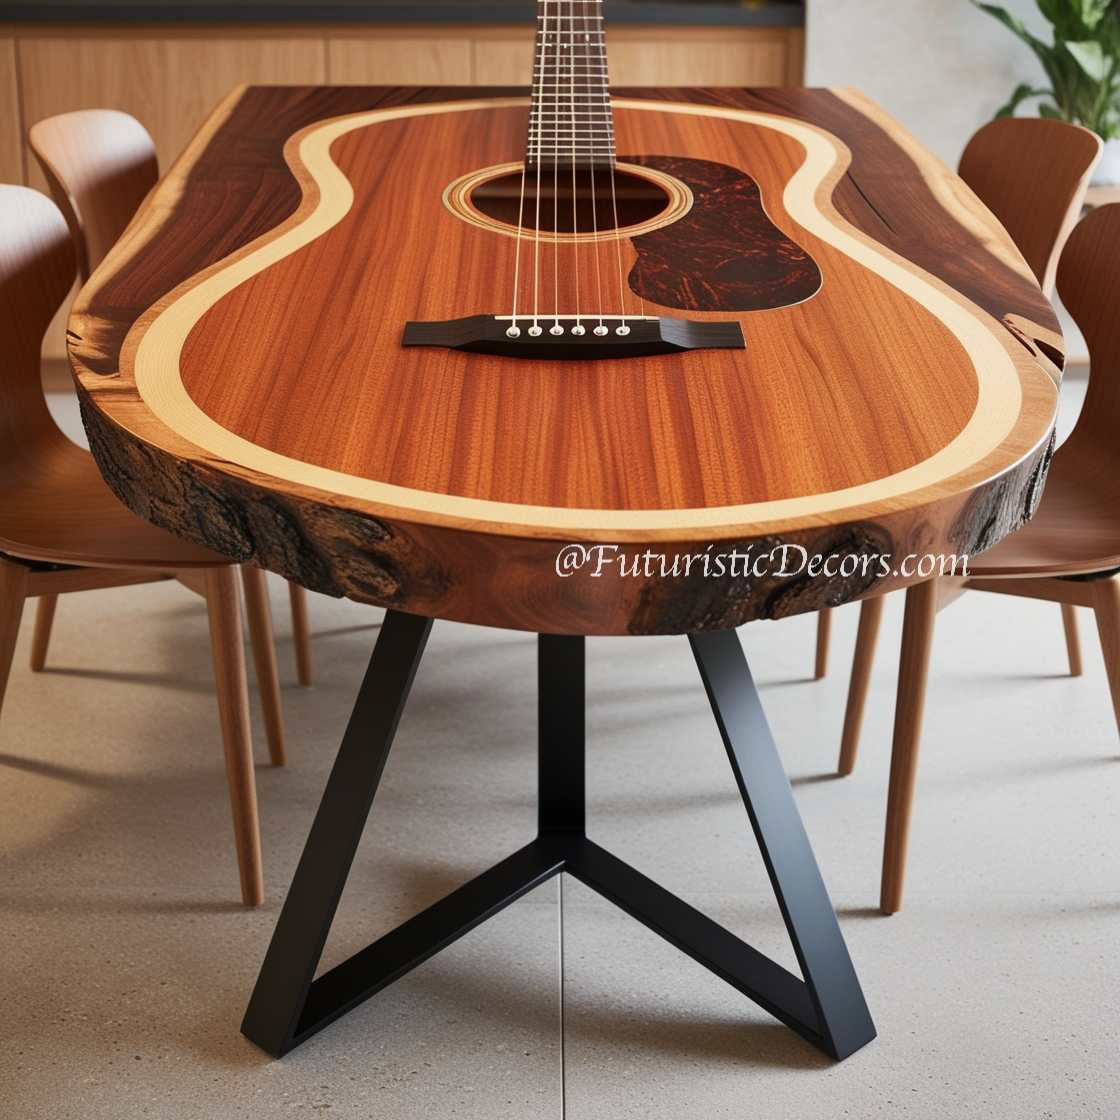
[527,0,614,169]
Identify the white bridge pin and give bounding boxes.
[549,323,565,336]
[528,324,543,337]
[571,324,586,336]
[505,325,521,339]
[616,325,631,336]
[593,324,609,336]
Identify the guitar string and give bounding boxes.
[584,0,605,333]
[551,2,562,334]
[598,0,630,329]
[531,1,551,335]
[569,0,583,334]
[508,13,533,335]
[607,0,645,321]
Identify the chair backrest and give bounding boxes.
[28,109,158,282]
[1056,203,1120,452]
[0,185,77,476]
[958,117,1101,296]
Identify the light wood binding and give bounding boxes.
[843,204,1120,914]
[813,115,1100,679]
[0,184,282,906]
[71,86,1060,636]
[28,109,312,683]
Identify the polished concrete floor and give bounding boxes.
[1,382,1116,1118]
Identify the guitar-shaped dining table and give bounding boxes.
[70,76,1059,1066]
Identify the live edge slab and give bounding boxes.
[70,85,1061,637]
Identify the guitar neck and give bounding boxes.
[527,0,615,169]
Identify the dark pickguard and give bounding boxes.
[625,155,822,312]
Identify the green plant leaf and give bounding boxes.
[980,0,1120,134]
[974,1,1053,53]
[1067,38,1112,81]
[1037,0,1111,37]
[1074,0,1112,32]
[974,0,1072,94]
[993,81,1054,115]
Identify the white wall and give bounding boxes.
[805,0,1049,167]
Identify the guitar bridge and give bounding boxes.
[402,315,745,360]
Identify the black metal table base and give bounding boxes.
[241,612,876,1061]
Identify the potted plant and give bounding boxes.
[975,0,1120,182]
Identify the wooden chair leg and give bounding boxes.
[814,608,832,679]
[288,582,312,687]
[205,567,264,907]
[1061,602,1083,677]
[29,593,58,672]
[1091,576,1120,739]
[240,565,287,767]
[838,594,886,776]
[881,579,938,915]
[0,560,29,724]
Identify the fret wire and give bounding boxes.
[529,0,615,164]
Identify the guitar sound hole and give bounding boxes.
[470,166,671,234]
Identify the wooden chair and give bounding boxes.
[812,117,1101,683]
[840,202,1120,914]
[28,108,313,687]
[0,184,283,906]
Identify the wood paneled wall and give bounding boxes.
[19,35,326,193]
[0,37,22,183]
[0,22,804,360]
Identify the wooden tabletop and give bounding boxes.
[71,85,1060,635]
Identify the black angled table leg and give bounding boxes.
[241,610,434,1056]
[689,628,877,1059]
[538,634,585,837]
[242,614,875,1062]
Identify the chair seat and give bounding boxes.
[0,439,232,570]
[970,456,1120,579]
